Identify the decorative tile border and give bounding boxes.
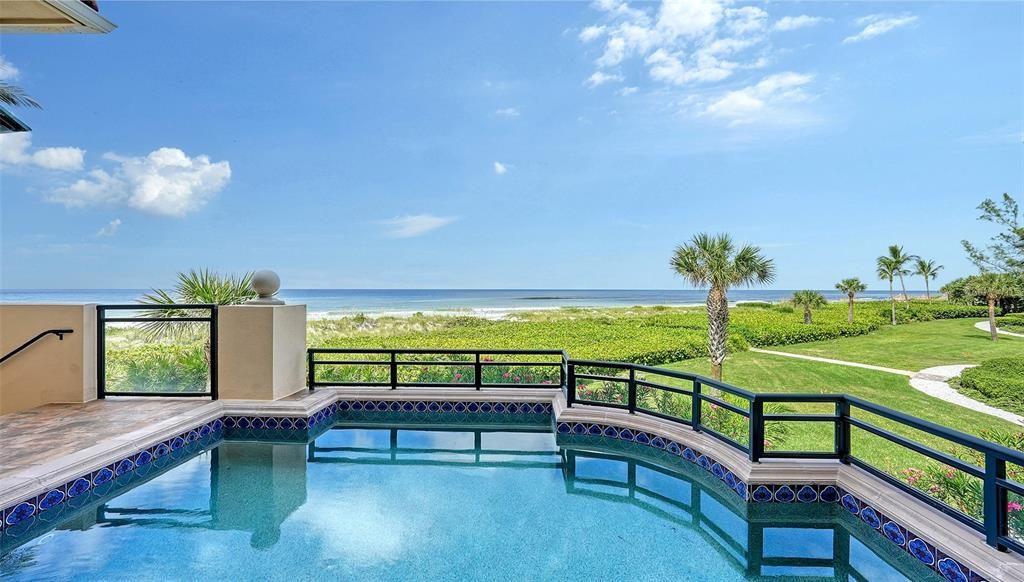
[1,418,225,532]
[555,419,984,582]
[338,399,552,415]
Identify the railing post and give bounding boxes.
[209,305,218,401]
[836,398,851,463]
[559,353,567,392]
[474,352,482,391]
[691,380,701,431]
[627,368,637,413]
[984,453,1008,551]
[749,397,763,462]
[96,305,106,400]
[390,352,398,390]
[307,350,315,391]
[567,363,576,407]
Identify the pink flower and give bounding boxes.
[1008,502,1023,513]
[944,468,956,479]
[454,373,462,381]
[709,403,719,410]
[542,380,552,385]
[514,376,521,382]
[503,372,511,379]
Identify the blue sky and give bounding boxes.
[0,1,1021,290]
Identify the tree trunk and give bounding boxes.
[803,307,812,325]
[847,294,854,323]
[925,279,930,300]
[988,296,998,341]
[706,285,729,381]
[889,279,896,325]
[897,273,908,304]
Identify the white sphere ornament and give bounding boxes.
[248,269,285,305]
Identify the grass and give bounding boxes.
[663,350,1021,475]
[768,318,1023,371]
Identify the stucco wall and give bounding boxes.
[218,304,306,400]
[0,304,97,414]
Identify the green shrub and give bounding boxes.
[956,359,1024,415]
[736,301,773,309]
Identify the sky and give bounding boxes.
[0,0,1021,290]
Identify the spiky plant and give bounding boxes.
[835,277,867,323]
[791,290,827,325]
[670,233,775,380]
[912,258,944,300]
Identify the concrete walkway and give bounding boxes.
[749,348,914,376]
[974,320,1024,338]
[751,348,1024,426]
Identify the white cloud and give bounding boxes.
[378,214,456,238]
[495,107,520,119]
[0,55,19,81]
[493,161,508,175]
[844,14,918,44]
[704,72,814,125]
[0,133,85,171]
[49,147,231,217]
[580,0,773,90]
[616,86,639,96]
[774,15,830,32]
[579,25,606,43]
[585,71,623,88]
[96,218,121,237]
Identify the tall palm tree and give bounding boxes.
[912,258,944,300]
[877,258,898,325]
[671,233,775,380]
[834,278,867,323]
[791,290,827,324]
[965,273,1022,341]
[138,269,258,371]
[883,245,916,301]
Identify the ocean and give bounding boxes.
[0,288,908,318]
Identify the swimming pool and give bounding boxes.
[0,420,940,581]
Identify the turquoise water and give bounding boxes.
[1,423,939,581]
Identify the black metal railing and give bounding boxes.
[307,348,568,391]
[97,304,218,399]
[565,358,1024,555]
[0,329,74,365]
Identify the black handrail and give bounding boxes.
[306,345,1024,555]
[0,329,74,365]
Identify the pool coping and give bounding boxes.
[2,386,1022,582]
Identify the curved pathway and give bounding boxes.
[974,320,1024,338]
[750,348,1024,426]
[909,365,1024,425]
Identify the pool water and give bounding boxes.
[1,422,940,581]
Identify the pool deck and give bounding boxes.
[2,387,1024,581]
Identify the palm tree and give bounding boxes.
[877,258,898,325]
[883,245,916,301]
[912,258,944,300]
[0,83,41,110]
[138,269,257,371]
[965,273,1022,341]
[791,290,827,324]
[671,233,775,380]
[834,278,867,323]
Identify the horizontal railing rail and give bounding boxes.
[97,304,218,400]
[307,348,568,391]
[0,328,74,365]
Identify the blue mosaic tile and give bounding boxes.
[37,489,64,511]
[796,485,817,503]
[819,485,839,503]
[883,521,906,546]
[4,502,34,526]
[93,466,114,486]
[67,477,91,498]
[752,485,773,502]
[908,537,936,566]
[774,485,796,503]
[937,557,969,582]
[135,450,154,467]
[841,493,860,515]
[861,506,882,529]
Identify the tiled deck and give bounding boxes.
[0,398,209,474]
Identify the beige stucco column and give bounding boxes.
[0,304,97,414]
[217,304,307,400]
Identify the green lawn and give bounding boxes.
[663,349,1020,476]
[767,318,1023,371]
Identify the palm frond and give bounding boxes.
[0,83,41,109]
